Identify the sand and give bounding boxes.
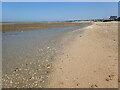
[2,21,91,88]
[46,21,118,88]
[2,22,91,33]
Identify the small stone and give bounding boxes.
[38,65,41,67]
[29,77,32,80]
[88,82,91,85]
[46,71,49,74]
[60,67,62,69]
[118,79,120,82]
[91,84,98,88]
[46,64,51,69]
[46,60,48,62]
[95,84,98,87]
[91,85,94,88]
[14,68,19,72]
[109,56,111,57]
[31,77,34,79]
[106,78,109,81]
[47,66,50,69]
[10,81,13,84]
[109,75,114,80]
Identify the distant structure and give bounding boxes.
[117,17,120,21]
[109,16,117,20]
[65,16,120,22]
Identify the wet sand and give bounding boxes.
[2,23,89,88]
[2,22,91,33]
[47,22,118,88]
[2,21,118,88]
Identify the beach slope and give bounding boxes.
[47,22,118,88]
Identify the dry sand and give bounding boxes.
[46,22,118,88]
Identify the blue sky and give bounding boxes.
[2,2,118,22]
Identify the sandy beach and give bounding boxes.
[2,2,119,88]
[2,22,89,88]
[47,22,118,88]
[2,22,91,33]
[2,21,118,88]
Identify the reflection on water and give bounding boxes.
[2,24,88,88]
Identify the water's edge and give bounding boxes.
[2,24,91,88]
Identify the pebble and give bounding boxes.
[118,79,120,82]
[60,67,62,69]
[91,84,98,88]
[108,56,111,57]
[31,77,34,79]
[14,68,20,72]
[3,43,59,88]
[46,60,48,62]
[109,75,114,80]
[105,74,114,81]
[47,66,50,69]
[10,81,13,84]
[46,64,51,69]
[106,78,109,81]
[45,71,49,74]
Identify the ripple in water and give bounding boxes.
[2,24,89,88]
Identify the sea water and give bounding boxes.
[2,24,89,88]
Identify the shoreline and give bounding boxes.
[2,21,93,33]
[2,21,118,88]
[46,21,118,88]
[2,23,89,88]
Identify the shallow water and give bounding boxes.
[2,24,89,88]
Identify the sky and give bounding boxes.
[2,2,118,22]
[1,0,120,2]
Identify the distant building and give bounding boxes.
[117,17,120,21]
[109,16,117,20]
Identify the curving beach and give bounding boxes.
[2,22,90,88]
[2,2,119,88]
[47,21,118,88]
[2,21,118,88]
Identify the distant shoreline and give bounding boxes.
[1,21,93,33]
